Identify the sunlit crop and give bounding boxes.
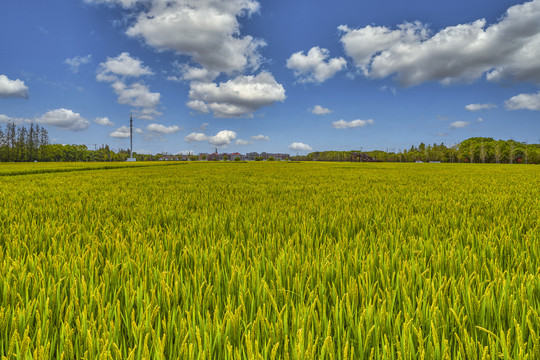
[0,162,538,359]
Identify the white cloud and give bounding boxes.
[286,47,346,83]
[339,0,540,86]
[125,0,263,74]
[465,103,497,112]
[36,109,89,131]
[0,75,29,99]
[250,134,269,141]
[449,120,470,129]
[187,100,210,114]
[209,130,237,146]
[235,139,253,146]
[97,53,160,120]
[311,105,333,115]
[288,142,312,152]
[332,119,374,129]
[109,125,143,138]
[65,55,92,73]
[184,129,237,146]
[146,123,180,134]
[477,117,484,123]
[184,132,209,142]
[179,65,219,82]
[505,91,540,111]
[97,52,153,80]
[109,125,131,138]
[111,81,161,118]
[94,116,114,126]
[1,109,90,130]
[188,71,285,117]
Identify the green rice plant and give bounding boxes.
[0,162,538,359]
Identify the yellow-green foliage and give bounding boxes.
[0,162,539,359]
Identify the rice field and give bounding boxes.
[0,162,538,359]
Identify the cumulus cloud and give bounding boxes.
[287,47,346,83]
[187,100,210,114]
[449,120,470,129]
[146,123,180,134]
[65,55,92,73]
[477,117,485,123]
[465,103,497,112]
[288,142,312,152]
[109,125,131,138]
[250,134,269,141]
[125,0,264,74]
[178,65,219,82]
[94,116,114,126]
[235,139,253,146]
[97,53,160,120]
[87,1,286,118]
[184,129,237,146]
[184,132,209,142]
[188,71,285,117]
[97,52,153,81]
[109,125,143,138]
[36,108,89,131]
[311,105,333,115]
[339,0,540,86]
[1,109,89,130]
[505,91,540,111]
[332,119,374,129]
[0,75,29,99]
[208,130,237,146]
[111,81,161,119]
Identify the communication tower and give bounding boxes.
[127,114,136,162]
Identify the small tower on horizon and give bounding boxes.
[130,114,133,158]
[127,114,136,162]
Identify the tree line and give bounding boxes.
[2,122,538,163]
[0,122,164,162]
[296,137,540,164]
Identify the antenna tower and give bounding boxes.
[130,114,133,158]
[127,114,136,161]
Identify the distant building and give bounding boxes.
[272,153,290,161]
[246,152,259,161]
[159,155,180,161]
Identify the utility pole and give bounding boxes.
[127,114,136,161]
[130,114,133,158]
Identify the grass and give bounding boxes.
[0,162,538,359]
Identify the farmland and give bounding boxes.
[0,162,539,359]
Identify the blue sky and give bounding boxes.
[1,0,539,155]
